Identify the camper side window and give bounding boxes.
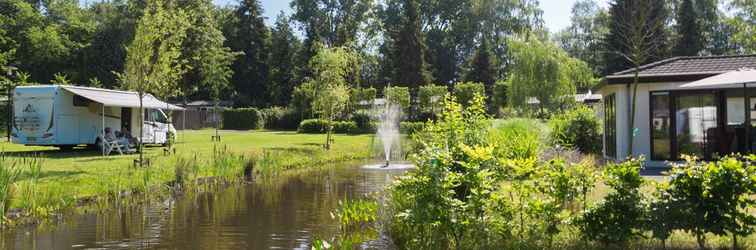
[152,110,168,123]
[73,95,90,107]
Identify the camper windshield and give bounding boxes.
[153,110,168,124]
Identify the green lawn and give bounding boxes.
[1,129,374,210]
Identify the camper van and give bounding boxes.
[11,85,183,150]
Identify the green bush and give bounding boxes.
[577,158,645,246]
[351,87,377,109]
[453,82,485,106]
[351,111,375,133]
[222,108,263,130]
[492,81,507,114]
[297,119,359,134]
[659,156,756,249]
[549,105,602,154]
[491,118,546,160]
[399,122,424,135]
[418,84,447,113]
[384,86,410,110]
[260,107,301,130]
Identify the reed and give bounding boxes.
[0,154,21,226]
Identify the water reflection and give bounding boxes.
[1,161,407,249]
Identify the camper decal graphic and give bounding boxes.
[23,104,35,113]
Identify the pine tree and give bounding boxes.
[268,12,301,106]
[464,38,496,106]
[673,0,703,56]
[226,0,270,107]
[603,0,669,75]
[392,0,431,89]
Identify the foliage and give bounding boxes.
[384,86,411,111]
[399,122,424,135]
[298,119,359,134]
[464,38,495,92]
[603,0,669,75]
[0,154,22,225]
[491,81,508,115]
[332,199,378,230]
[490,118,545,160]
[222,108,264,130]
[417,84,447,114]
[225,0,271,107]
[549,105,602,154]
[305,46,358,149]
[673,0,704,56]
[260,106,300,130]
[350,87,377,109]
[725,0,755,53]
[350,111,375,133]
[452,82,485,107]
[506,38,581,114]
[390,0,432,88]
[268,12,301,106]
[577,158,645,246]
[555,0,610,75]
[662,156,756,249]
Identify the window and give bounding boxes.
[604,94,616,158]
[675,93,718,160]
[651,92,671,160]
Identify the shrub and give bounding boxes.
[662,156,756,249]
[222,108,263,130]
[490,118,546,160]
[549,105,602,154]
[492,81,507,115]
[351,87,377,109]
[577,158,645,246]
[453,82,485,106]
[260,107,300,130]
[351,111,375,133]
[384,86,410,110]
[399,122,424,135]
[298,119,359,134]
[418,84,447,113]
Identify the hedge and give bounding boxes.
[453,82,485,106]
[260,107,301,130]
[400,122,425,135]
[384,86,411,110]
[418,84,448,113]
[298,119,360,134]
[222,108,263,130]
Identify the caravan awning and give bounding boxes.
[61,85,184,110]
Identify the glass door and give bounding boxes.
[675,93,719,160]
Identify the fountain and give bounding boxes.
[362,94,414,170]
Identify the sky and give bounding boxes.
[210,0,611,33]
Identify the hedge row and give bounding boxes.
[222,108,263,130]
[260,107,301,130]
[298,119,359,134]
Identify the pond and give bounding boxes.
[1,161,408,249]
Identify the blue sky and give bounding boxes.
[210,0,610,33]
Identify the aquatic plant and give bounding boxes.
[0,154,21,226]
[332,199,378,230]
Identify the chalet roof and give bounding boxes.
[602,54,756,85]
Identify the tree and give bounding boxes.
[555,0,609,75]
[268,12,301,106]
[392,0,432,88]
[464,38,496,111]
[726,0,755,53]
[225,0,270,107]
[604,0,669,156]
[177,0,239,102]
[506,38,582,115]
[290,0,373,47]
[305,46,357,150]
[604,0,669,75]
[673,0,704,56]
[119,0,189,166]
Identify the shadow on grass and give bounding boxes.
[265,147,320,155]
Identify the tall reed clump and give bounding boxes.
[317,199,380,249]
[173,155,199,187]
[211,145,245,179]
[0,154,22,226]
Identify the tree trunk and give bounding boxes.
[325,121,332,150]
[627,66,640,158]
[696,232,706,250]
[139,94,144,167]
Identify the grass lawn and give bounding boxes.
[0,129,374,210]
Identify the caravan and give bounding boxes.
[11,85,183,150]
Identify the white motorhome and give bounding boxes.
[11,85,183,150]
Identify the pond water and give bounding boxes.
[1,161,408,249]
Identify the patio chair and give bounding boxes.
[101,128,134,155]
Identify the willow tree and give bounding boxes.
[118,0,189,166]
[304,46,358,150]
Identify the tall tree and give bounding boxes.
[290,0,373,47]
[177,0,238,101]
[268,12,301,106]
[555,0,609,75]
[603,0,669,75]
[726,0,755,53]
[673,0,704,56]
[604,0,669,156]
[464,38,495,98]
[119,0,189,165]
[392,0,431,88]
[225,0,270,107]
[81,0,138,88]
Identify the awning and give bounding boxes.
[61,85,184,110]
[679,68,756,88]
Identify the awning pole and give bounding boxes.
[745,83,751,154]
[101,104,105,156]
